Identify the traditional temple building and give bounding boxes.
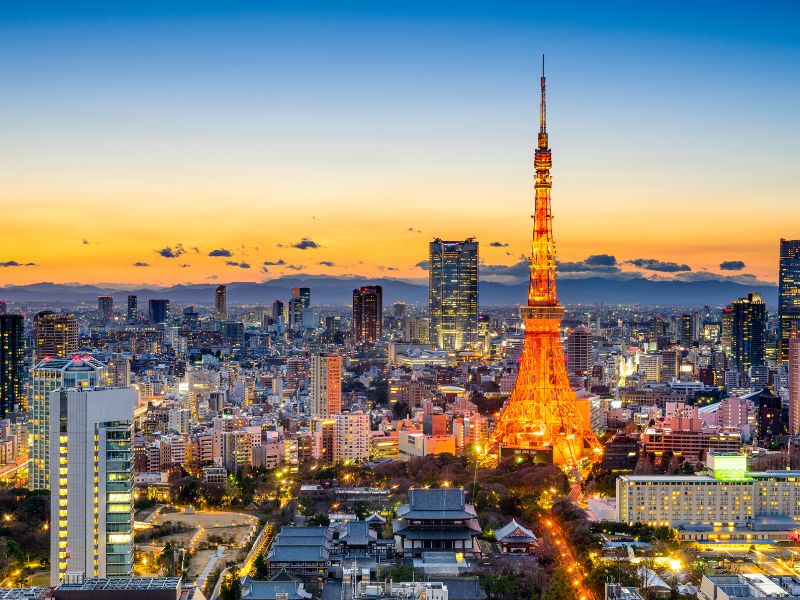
[392,488,481,558]
[494,519,537,554]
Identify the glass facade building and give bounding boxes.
[428,238,479,351]
[0,313,25,417]
[779,239,800,364]
[729,293,767,373]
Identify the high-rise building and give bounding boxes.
[33,311,79,362]
[428,238,478,351]
[0,300,6,315]
[310,353,342,418]
[789,333,800,435]
[148,299,170,324]
[483,64,602,467]
[126,295,137,323]
[272,300,285,322]
[30,357,107,490]
[353,285,383,344]
[392,302,407,319]
[729,293,767,372]
[678,313,694,347]
[107,356,131,388]
[565,325,592,376]
[97,295,114,324]
[49,386,134,584]
[0,314,24,417]
[289,287,310,329]
[779,239,800,364]
[215,285,227,319]
[334,412,371,463]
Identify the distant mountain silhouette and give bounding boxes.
[0,275,778,308]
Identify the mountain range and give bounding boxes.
[0,276,778,307]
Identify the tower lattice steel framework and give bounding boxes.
[482,59,603,468]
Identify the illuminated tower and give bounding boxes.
[215,284,228,319]
[483,60,602,468]
[779,239,800,364]
[353,285,383,343]
[429,238,479,351]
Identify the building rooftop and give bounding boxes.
[55,577,182,591]
[0,590,44,600]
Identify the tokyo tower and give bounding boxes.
[483,59,603,469]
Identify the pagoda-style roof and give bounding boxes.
[495,519,537,543]
[397,488,477,520]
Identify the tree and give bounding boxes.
[219,573,242,600]
[586,562,638,596]
[252,553,269,580]
[541,567,575,600]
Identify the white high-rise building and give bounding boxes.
[30,357,107,490]
[310,353,342,418]
[49,386,134,584]
[334,412,370,464]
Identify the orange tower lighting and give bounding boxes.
[483,57,603,470]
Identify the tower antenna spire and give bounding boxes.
[540,53,546,134]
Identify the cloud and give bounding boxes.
[190,246,200,254]
[415,260,429,271]
[285,265,303,271]
[482,259,531,278]
[0,260,37,267]
[209,248,233,257]
[156,244,186,258]
[225,261,251,269]
[82,239,90,245]
[407,227,422,234]
[318,261,336,267]
[261,266,270,273]
[206,275,219,280]
[179,264,191,268]
[489,241,509,247]
[263,259,286,266]
[290,238,320,250]
[132,262,150,267]
[625,258,691,272]
[720,260,746,271]
[558,254,621,273]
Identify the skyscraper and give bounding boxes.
[33,311,79,362]
[310,352,342,418]
[50,386,134,584]
[428,238,478,351]
[29,357,107,490]
[678,313,694,348]
[729,292,767,372]
[126,295,137,323]
[215,284,227,319]
[353,285,383,343]
[148,298,170,324]
[0,300,6,315]
[97,295,114,324]
[483,63,601,467]
[789,332,800,435]
[289,287,310,329]
[272,300,285,323]
[566,325,592,376]
[779,239,800,364]
[0,314,24,417]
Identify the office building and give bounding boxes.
[33,311,79,362]
[352,285,383,343]
[30,357,107,490]
[272,300,284,323]
[678,314,694,347]
[729,293,767,372]
[0,314,24,417]
[221,430,252,473]
[106,357,131,388]
[49,386,134,584]
[148,299,170,324]
[566,325,592,376]
[215,285,227,319]
[753,387,784,444]
[428,238,478,351]
[126,295,137,323]
[779,239,800,364]
[333,412,370,463]
[790,334,800,435]
[616,453,800,543]
[0,300,5,315]
[97,296,114,324]
[289,287,310,329]
[310,353,341,418]
[638,354,662,383]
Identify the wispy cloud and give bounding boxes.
[720,260,746,271]
[225,261,251,269]
[0,260,37,267]
[318,261,336,267]
[155,244,186,258]
[625,258,691,272]
[209,248,233,257]
[132,262,150,267]
[489,241,508,247]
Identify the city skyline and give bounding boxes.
[2,2,799,287]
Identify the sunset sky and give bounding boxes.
[1,1,798,287]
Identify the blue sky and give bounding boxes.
[1,1,798,285]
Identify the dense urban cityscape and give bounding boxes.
[2,3,800,600]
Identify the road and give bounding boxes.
[541,516,596,600]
